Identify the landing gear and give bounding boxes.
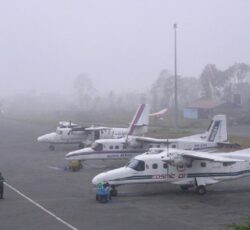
[96,193,111,203]
[180,185,189,191]
[78,143,85,149]
[110,186,118,197]
[195,185,206,195]
[49,145,55,151]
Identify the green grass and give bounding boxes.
[228,136,250,148]
[226,221,250,230]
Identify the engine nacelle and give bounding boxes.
[128,138,141,148]
[169,155,185,166]
[166,154,192,167]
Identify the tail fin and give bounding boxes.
[206,115,227,143]
[127,104,149,136]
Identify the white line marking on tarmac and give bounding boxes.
[48,166,62,171]
[4,182,78,230]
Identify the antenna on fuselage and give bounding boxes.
[165,138,170,180]
[166,138,169,156]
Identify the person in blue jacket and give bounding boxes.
[96,182,110,202]
[0,172,4,199]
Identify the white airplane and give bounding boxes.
[65,114,232,162]
[92,147,250,196]
[149,107,168,120]
[37,104,149,151]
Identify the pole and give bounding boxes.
[174,23,178,129]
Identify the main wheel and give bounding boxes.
[49,145,55,151]
[195,185,206,195]
[180,185,189,191]
[78,143,85,148]
[110,189,118,197]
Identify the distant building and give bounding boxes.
[183,98,244,121]
[183,99,222,119]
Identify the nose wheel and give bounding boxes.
[110,186,118,197]
[49,145,55,151]
[180,185,189,191]
[78,143,85,149]
[195,185,206,195]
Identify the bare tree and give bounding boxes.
[74,73,95,110]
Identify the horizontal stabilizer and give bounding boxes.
[135,136,174,144]
[85,127,112,131]
[179,151,244,163]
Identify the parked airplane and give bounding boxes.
[37,104,149,151]
[149,107,168,120]
[92,147,250,196]
[65,114,231,162]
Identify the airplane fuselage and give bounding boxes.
[65,137,168,161]
[65,137,223,162]
[37,127,129,145]
[92,149,250,188]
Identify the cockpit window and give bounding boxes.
[126,159,145,171]
[56,130,63,135]
[91,142,103,151]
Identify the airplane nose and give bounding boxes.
[37,134,50,142]
[65,148,92,160]
[65,150,79,159]
[92,173,105,185]
[37,136,43,142]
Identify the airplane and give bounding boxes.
[149,107,168,120]
[65,114,233,162]
[37,104,149,151]
[92,147,250,196]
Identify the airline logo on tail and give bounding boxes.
[208,120,221,142]
[128,104,148,136]
[206,115,227,143]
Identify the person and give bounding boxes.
[0,172,4,199]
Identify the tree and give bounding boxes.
[74,73,95,110]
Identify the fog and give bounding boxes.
[0,0,250,121]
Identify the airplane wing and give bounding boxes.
[180,151,244,163]
[85,127,112,131]
[149,108,168,117]
[134,136,175,144]
[71,126,87,132]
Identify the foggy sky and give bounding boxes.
[0,0,250,96]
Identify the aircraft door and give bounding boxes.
[94,130,100,140]
[164,163,180,182]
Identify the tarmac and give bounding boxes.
[0,117,250,230]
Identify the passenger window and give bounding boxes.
[57,130,63,135]
[172,144,176,148]
[123,145,127,149]
[152,163,158,169]
[163,163,168,169]
[201,162,206,167]
[115,145,119,149]
[110,146,113,150]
